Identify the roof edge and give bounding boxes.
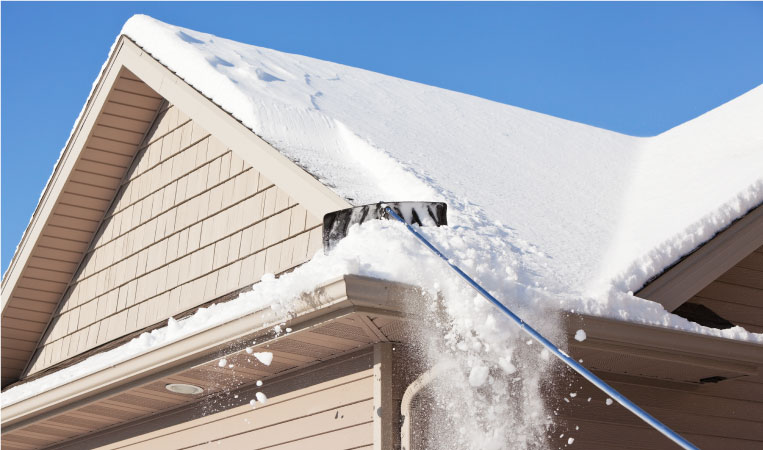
[0,274,407,430]
[636,202,763,311]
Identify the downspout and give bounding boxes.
[400,363,447,450]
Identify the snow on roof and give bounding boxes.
[123,15,763,296]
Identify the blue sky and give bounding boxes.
[2,2,763,272]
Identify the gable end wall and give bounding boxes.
[27,104,323,375]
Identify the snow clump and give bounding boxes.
[254,352,273,366]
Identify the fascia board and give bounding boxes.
[568,314,763,372]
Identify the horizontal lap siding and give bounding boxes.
[686,244,763,333]
[551,370,763,450]
[96,371,374,450]
[27,105,323,375]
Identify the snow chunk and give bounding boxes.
[574,329,587,342]
[218,358,227,368]
[255,392,268,404]
[468,365,489,387]
[254,352,273,366]
[606,398,614,406]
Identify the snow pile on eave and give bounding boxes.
[122,15,763,299]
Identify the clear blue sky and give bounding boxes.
[2,2,763,272]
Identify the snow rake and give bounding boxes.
[322,202,699,450]
[322,201,447,251]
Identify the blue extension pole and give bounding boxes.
[384,207,699,450]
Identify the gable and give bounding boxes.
[637,203,763,330]
[26,105,324,377]
[1,36,349,388]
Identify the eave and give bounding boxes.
[1,275,414,448]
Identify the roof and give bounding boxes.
[122,15,763,297]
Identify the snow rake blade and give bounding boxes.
[322,201,447,252]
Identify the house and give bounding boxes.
[2,15,762,450]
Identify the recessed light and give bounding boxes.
[165,383,204,395]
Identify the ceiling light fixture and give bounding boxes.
[165,383,204,395]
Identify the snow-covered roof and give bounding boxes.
[123,15,763,297]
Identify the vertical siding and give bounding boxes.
[28,104,323,375]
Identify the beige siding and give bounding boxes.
[28,105,323,375]
[94,368,373,450]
